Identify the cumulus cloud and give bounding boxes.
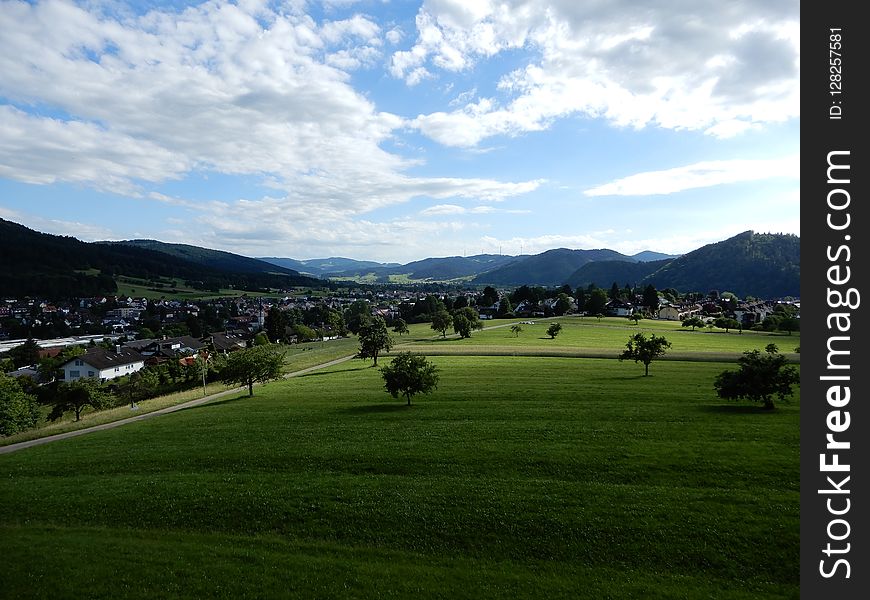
[0,0,538,208]
[584,155,800,197]
[396,0,799,146]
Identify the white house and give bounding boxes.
[61,347,146,382]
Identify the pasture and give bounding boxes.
[0,354,799,598]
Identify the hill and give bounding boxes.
[259,257,400,278]
[631,251,680,262]
[567,258,673,289]
[0,219,319,298]
[641,231,800,298]
[328,254,519,283]
[474,248,634,286]
[109,240,302,277]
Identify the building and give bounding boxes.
[60,347,146,382]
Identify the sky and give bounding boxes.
[0,0,800,264]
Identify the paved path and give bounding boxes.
[0,354,357,456]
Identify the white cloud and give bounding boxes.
[0,0,538,210]
[584,155,799,197]
[395,0,799,146]
[420,203,530,216]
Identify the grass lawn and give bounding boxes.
[404,316,800,360]
[0,356,799,598]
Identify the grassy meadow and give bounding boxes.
[1,341,800,598]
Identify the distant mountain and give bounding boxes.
[474,248,633,286]
[328,254,519,283]
[567,258,673,289]
[631,251,680,262]
[259,256,399,277]
[0,219,319,298]
[641,231,799,298]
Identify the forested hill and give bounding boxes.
[0,219,319,298]
[474,248,633,286]
[642,231,800,298]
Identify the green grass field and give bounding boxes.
[0,353,799,598]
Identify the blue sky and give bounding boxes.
[0,0,799,263]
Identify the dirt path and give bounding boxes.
[0,354,357,456]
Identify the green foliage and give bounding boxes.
[430,307,453,338]
[218,345,285,396]
[356,317,393,366]
[344,300,373,334]
[497,297,513,317]
[553,293,572,316]
[6,339,41,369]
[510,324,523,337]
[714,344,800,410]
[392,318,409,336]
[618,333,672,376]
[253,332,270,346]
[452,307,481,339]
[293,324,318,342]
[50,378,112,422]
[628,312,643,325]
[642,284,660,312]
[713,317,740,333]
[585,289,608,316]
[546,322,563,339]
[681,316,705,331]
[0,373,41,436]
[264,307,289,343]
[379,352,439,406]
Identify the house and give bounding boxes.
[60,347,146,382]
[658,304,701,321]
[205,332,250,354]
[604,299,634,317]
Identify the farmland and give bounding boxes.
[0,318,799,598]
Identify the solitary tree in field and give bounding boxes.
[547,322,563,339]
[713,344,799,410]
[219,344,285,396]
[628,312,643,325]
[392,318,409,336]
[682,316,705,331]
[714,317,740,333]
[49,378,111,421]
[510,323,523,337]
[618,332,671,376]
[430,308,453,338]
[357,316,393,366]
[380,352,439,406]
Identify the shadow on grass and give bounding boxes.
[339,403,411,415]
[698,404,778,414]
[176,393,250,412]
[296,366,372,378]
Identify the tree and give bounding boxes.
[344,300,372,334]
[123,368,159,408]
[628,312,644,325]
[380,352,439,406]
[497,297,513,317]
[714,344,799,410]
[609,282,621,300]
[554,293,572,316]
[218,345,285,396]
[479,286,499,307]
[682,316,705,331]
[510,323,523,337]
[642,284,660,313]
[585,289,608,316]
[7,339,41,369]
[392,318,409,336]
[357,316,393,366]
[50,378,111,422]
[264,307,289,343]
[618,333,671,376]
[0,373,41,435]
[430,307,453,338]
[452,307,481,339]
[546,322,563,339]
[714,317,740,333]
